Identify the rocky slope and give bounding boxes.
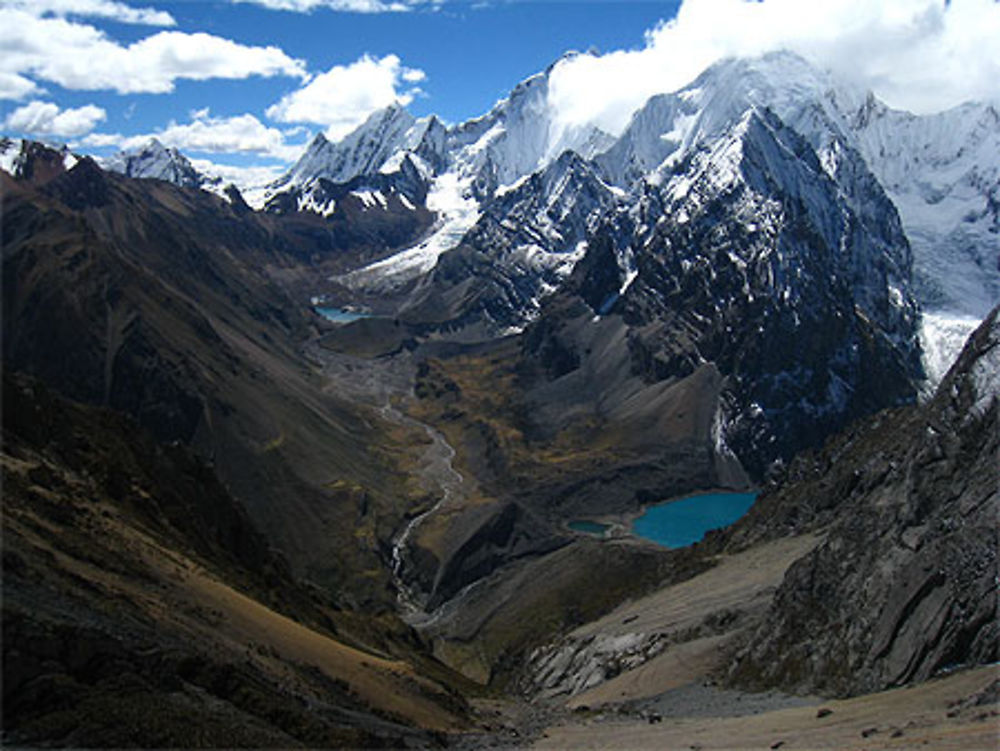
[372,102,925,621]
[1,143,430,604]
[1,143,491,744]
[200,53,991,677]
[723,306,998,696]
[505,308,995,724]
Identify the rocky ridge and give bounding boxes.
[723,306,998,696]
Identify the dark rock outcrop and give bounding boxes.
[725,306,998,696]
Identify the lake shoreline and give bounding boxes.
[566,487,758,548]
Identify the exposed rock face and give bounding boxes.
[524,107,921,477]
[0,137,77,186]
[404,151,620,334]
[527,632,669,699]
[402,499,567,611]
[725,306,999,696]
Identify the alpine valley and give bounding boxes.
[2,51,997,748]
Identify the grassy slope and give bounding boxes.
[1,166,431,605]
[2,373,473,746]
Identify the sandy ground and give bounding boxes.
[570,535,820,643]
[535,666,999,750]
[547,536,819,711]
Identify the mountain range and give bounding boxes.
[2,49,997,747]
[73,52,995,384]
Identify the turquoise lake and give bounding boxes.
[315,307,369,323]
[631,492,757,548]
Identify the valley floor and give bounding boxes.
[443,531,997,750]
[532,665,998,750]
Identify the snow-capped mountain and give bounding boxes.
[264,55,616,286]
[850,99,999,315]
[593,106,920,473]
[100,138,251,204]
[251,105,446,217]
[398,150,623,332]
[332,51,991,382]
[103,138,207,189]
[343,51,927,472]
[442,54,614,198]
[96,49,992,388]
[1,137,79,181]
[849,99,999,385]
[586,52,997,382]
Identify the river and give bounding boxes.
[304,343,465,624]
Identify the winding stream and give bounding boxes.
[305,344,465,624]
[383,397,465,621]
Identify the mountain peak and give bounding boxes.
[139,136,168,152]
[104,138,204,189]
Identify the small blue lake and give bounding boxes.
[632,492,757,548]
[568,520,610,536]
[315,307,370,323]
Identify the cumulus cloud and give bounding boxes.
[231,0,434,12]
[3,99,106,137]
[0,8,306,96]
[549,0,1000,136]
[0,72,41,100]
[80,110,306,161]
[1,0,176,26]
[188,157,287,190]
[267,54,425,138]
[77,131,123,148]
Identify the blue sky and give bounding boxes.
[78,2,678,133]
[0,0,681,180]
[2,0,998,186]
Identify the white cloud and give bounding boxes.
[1,0,176,26]
[231,0,433,12]
[0,71,41,100]
[80,110,306,161]
[188,157,287,189]
[77,131,123,147]
[549,0,1000,136]
[266,54,425,138]
[3,99,106,137]
[0,8,306,95]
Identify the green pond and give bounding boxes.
[568,520,610,536]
